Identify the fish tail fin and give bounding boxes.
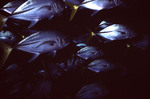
[64,1,79,21]
[0,42,12,68]
[0,14,8,31]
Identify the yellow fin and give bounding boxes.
[127,44,130,48]
[64,2,79,21]
[91,32,95,36]
[0,14,7,31]
[0,42,13,68]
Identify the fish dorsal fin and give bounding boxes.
[64,1,79,21]
[0,42,13,68]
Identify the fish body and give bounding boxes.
[77,46,103,60]
[88,59,115,73]
[16,30,69,62]
[96,24,136,42]
[5,0,65,28]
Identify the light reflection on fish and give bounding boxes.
[96,24,136,43]
[88,59,115,73]
[77,46,104,60]
[16,30,69,62]
[2,0,65,28]
[81,0,117,11]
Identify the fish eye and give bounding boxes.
[49,41,56,46]
[48,6,52,10]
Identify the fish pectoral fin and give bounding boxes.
[51,50,57,58]
[28,20,38,28]
[48,15,54,20]
[91,10,99,16]
[28,52,40,63]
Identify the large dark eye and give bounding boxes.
[47,6,52,10]
[49,41,56,46]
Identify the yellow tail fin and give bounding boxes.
[0,42,12,68]
[64,2,79,21]
[0,14,7,31]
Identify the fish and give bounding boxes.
[95,24,136,43]
[77,46,104,60]
[76,83,109,99]
[16,30,69,62]
[57,56,84,71]
[0,30,16,44]
[88,59,115,73]
[2,0,65,28]
[64,0,122,20]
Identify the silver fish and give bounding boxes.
[77,46,104,60]
[0,0,25,14]
[88,59,115,73]
[96,24,136,43]
[0,30,16,44]
[16,30,69,62]
[64,0,122,21]
[76,83,109,99]
[8,0,65,28]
